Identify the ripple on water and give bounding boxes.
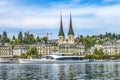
[0,62,120,79]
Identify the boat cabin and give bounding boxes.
[43,54,85,60]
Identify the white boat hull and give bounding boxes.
[19,59,89,64]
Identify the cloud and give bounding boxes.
[0,0,120,35]
[103,0,120,3]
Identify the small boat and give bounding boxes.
[0,58,18,64]
[0,58,7,63]
[19,54,89,64]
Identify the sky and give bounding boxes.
[0,0,120,39]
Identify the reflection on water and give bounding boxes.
[0,62,120,79]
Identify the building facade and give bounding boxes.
[13,45,28,56]
[94,40,120,55]
[31,41,58,55]
[59,43,85,55]
[0,43,13,57]
[102,40,120,55]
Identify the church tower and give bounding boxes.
[68,12,74,44]
[58,13,65,45]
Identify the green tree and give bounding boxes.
[93,48,99,55]
[21,53,28,58]
[13,55,20,58]
[23,31,29,44]
[11,35,16,48]
[12,35,16,41]
[116,34,120,39]
[3,31,7,37]
[93,48,105,59]
[36,36,41,42]
[29,34,35,44]
[23,31,35,44]
[99,34,103,39]
[112,33,116,39]
[99,48,104,55]
[30,46,38,55]
[80,35,83,38]
[0,34,2,43]
[2,31,10,44]
[42,36,48,42]
[26,46,38,58]
[18,31,23,44]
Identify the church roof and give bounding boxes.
[68,12,74,35]
[58,13,65,36]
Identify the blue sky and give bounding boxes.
[0,0,120,39]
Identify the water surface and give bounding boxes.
[0,62,120,80]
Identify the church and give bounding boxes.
[58,13,85,55]
[0,13,85,57]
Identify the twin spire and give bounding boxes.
[58,12,74,36]
[68,12,74,35]
[58,13,65,36]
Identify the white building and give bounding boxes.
[94,40,120,55]
[13,45,28,56]
[102,40,120,55]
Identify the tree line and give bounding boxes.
[85,48,120,59]
[0,31,48,48]
[79,32,120,50]
[0,31,120,49]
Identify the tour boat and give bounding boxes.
[19,54,89,64]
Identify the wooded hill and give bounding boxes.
[0,31,120,49]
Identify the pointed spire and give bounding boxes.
[58,12,65,36]
[68,12,74,35]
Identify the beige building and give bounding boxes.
[0,43,13,57]
[31,41,58,55]
[13,45,28,56]
[59,43,85,55]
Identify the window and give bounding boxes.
[69,36,71,39]
[115,50,117,53]
[105,50,108,53]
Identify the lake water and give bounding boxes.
[0,62,120,80]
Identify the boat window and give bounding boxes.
[56,57,84,60]
[46,56,54,59]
